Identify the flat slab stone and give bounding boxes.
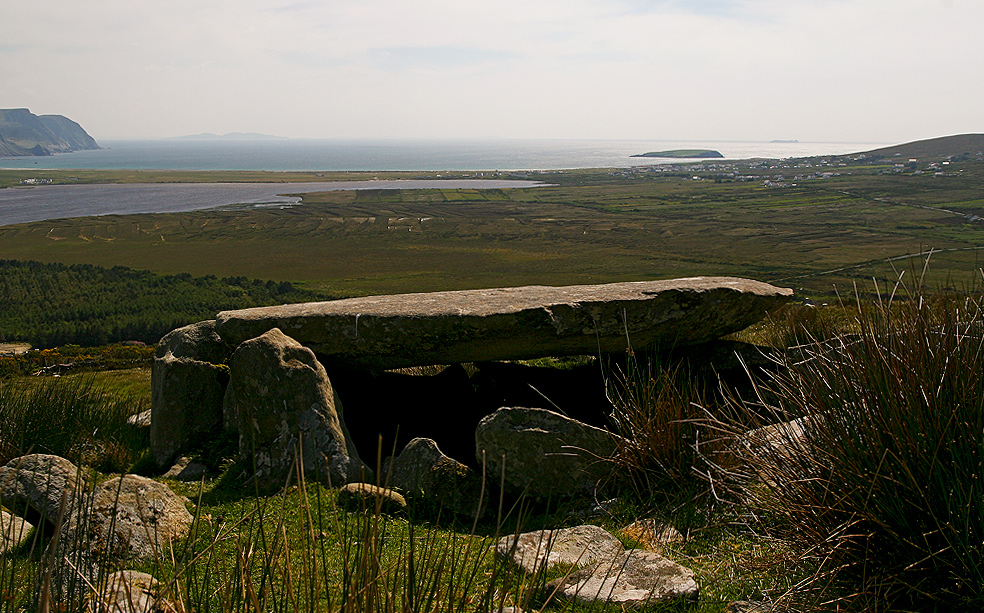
[216,277,792,370]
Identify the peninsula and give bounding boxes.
[0,108,100,157]
[631,149,724,159]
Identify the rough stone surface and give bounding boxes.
[150,320,230,467]
[0,509,32,553]
[475,407,618,497]
[620,520,685,551]
[85,475,193,566]
[162,457,208,482]
[0,454,83,525]
[215,278,793,370]
[546,549,699,608]
[89,570,176,613]
[226,328,369,489]
[337,483,407,514]
[498,525,625,574]
[387,438,486,518]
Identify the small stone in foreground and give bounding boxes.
[546,549,698,608]
[498,525,624,575]
[337,483,407,515]
[0,510,33,554]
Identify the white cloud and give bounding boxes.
[1,0,980,141]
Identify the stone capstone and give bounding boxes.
[546,549,699,608]
[225,328,369,489]
[0,454,84,525]
[215,278,793,370]
[475,407,618,497]
[150,320,230,467]
[497,525,625,575]
[386,438,486,519]
[84,474,193,567]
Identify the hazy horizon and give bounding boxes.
[3,0,981,144]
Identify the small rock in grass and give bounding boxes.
[88,570,178,613]
[546,549,698,608]
[497,524,624,574]
[162,457,208,481]
[0,509,33,553]
[337,483,407,515]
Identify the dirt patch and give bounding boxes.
[0,343,30,355]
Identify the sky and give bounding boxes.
[2,0,982,143]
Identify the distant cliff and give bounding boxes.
[0,108,100,156]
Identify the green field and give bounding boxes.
[1,156,982,300]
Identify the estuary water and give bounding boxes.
[0,180,545,227]
[0,138,887,172]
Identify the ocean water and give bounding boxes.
[0,138,888,172]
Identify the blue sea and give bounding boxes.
[0,138,887,172]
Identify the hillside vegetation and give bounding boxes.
[0,260,333,348]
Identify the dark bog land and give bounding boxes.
[1,155,982,300]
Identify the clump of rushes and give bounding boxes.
[714,274,984,610]
[605,353,710,497]
[0,374,146,471]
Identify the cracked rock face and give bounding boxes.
[215,277,793,370]
[225,328,370,489]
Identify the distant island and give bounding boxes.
[0,108,100,157]
[169,132,286,141]
[631,149,724,159]
[770,139,799,143]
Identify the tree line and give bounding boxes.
[0,260,334,348]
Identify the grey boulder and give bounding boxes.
[475,407,618,497]
[84,474,193,567]
[387,438,486,519]
[0,454,84,525]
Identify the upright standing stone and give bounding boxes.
[225,328,369,489]
[151,320,231,467]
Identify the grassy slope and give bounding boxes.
[1,160,982,298]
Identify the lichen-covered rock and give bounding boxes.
[215,278,794,370]
[475,407,618,497]
[0,509,32,554]
[226,328,369,489]
[387,438,486,518]
[150,320,230,467]
[0,454,84,525]
[497,525,624,574]
[337,483,406,514]
[546,549,699,608]
[85,475,193,567]
[88,570,177,613]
